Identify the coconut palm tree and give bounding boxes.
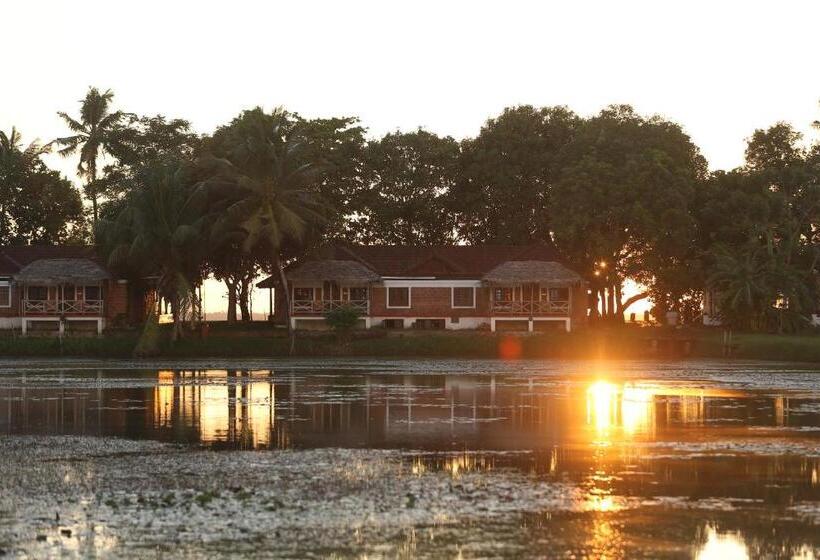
[0,127,51,161]
[98,161,206,344]
[54,87,124,225]
[198,107,327,350]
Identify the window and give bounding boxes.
[27,286,48,301]
[293,287,315,301]
[0,279,10,308]
[84,286,101,301]
[452,287,475,308]
[349,287,368,302]
[493,287,513,302]
[387,287,410,308]
[549,287,570,302]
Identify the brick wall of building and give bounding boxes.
[370,287,491,318]
[0,282,20,317]
[106,281,129,320]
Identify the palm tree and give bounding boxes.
[199,107,326,350]
[54,87,124,225]
[0,127,51,162]
[98,161,206,344]
[708,239,814,332]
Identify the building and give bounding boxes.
[0,245,141,335]
[258,245,587,332]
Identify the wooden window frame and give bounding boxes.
[386,287,411,309]
[0,279,10,308]
[451,286,476,309]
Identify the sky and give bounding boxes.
[3,0,820,315]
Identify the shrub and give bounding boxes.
[324,305,361,342]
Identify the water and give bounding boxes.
[1,359,819,558]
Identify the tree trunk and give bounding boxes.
[621,292,649,313]
[275,254,294,355]
[238,277,251,322]
[607,285,616,321]
[614,283,624,323]
[226,280,238,323]
[170,295,181,342]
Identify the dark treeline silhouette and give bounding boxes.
[2,88,818,337]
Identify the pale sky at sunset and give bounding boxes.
[3,0,819,315]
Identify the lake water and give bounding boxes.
[1,359,819,558]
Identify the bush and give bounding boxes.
[324,305,361,341]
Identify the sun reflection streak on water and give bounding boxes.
[586,381,656,439]
[695,525,749,560]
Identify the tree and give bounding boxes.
[350,129,459,244]
[54,87,125,225]
[198,107,327,349]
[0,127,85,244]
[550,105,708,321]
[451,105,579,244]
[699,121,819,331]
[707,240,815,332]
[97,161,206,342]
[99,114,201,203]
[296,116,367,241]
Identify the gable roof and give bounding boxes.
[14,258,111,285]
[483,260,582,285]
[0,246,102,277]
[258,259,380,288]
[315,244,563,278]
[258,244,581,286]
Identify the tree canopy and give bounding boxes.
[6,87,818,335]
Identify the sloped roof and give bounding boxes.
[14,258,111,285]
[257,244,583,287]
[258,259,380,287]
[317,244,563,278]
[0,245,100,276]
[483,260,582,285]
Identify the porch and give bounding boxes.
[482,261,583,333]
[13,258,111,336]
[291,283,371,316]
[292,298,369,314]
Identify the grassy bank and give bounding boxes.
[0,328,818,362]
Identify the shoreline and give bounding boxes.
[0,329,818,363]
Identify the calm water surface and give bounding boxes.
[1,359,819,558]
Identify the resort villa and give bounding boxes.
[259,245,588,332]
[0,246,142,334]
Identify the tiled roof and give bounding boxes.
[257,244,570,284]
[0,246,100,276]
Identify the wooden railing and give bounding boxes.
[23,299,104,315]
[292,299,368,314]
[491,300,570,315]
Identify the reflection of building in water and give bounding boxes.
[152,370,276,448]
[0,371,813,458]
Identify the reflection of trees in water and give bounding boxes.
[0,372,816,459]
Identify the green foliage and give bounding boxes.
[701,121,819,331]
[349,129,460,245]
[324,305,361,335]
[100,114,201,202]
[452,105,579,244]
[97,161,205,340]
[54,87,125,223]
[0,127,86,244]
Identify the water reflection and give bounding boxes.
[1,366,819,556]
[695,525,749,560]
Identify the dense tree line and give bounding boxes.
[2,87,818,338]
